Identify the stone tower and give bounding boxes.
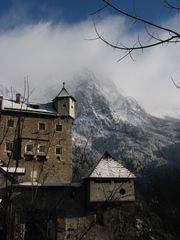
[53,82,76,119]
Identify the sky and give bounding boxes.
[0,0,180,118]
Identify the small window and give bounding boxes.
[7,119,14,128]
[55,146,62,155]
[119,188,126,195]
[56,124,62,132]
[37,156,47,162]
[38,145,46,153]
[24,155,34,161]
[63,104,66,107]
[26,144,33,152]
[38,122,46,130]
[6,142,13,152]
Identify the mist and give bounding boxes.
[0,15,180,118]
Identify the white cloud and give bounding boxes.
[0,15,180,118]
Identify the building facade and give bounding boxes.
[0,84,75,183]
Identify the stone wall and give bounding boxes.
[0,112,73,182]
[89,179,135,202]
[11,185,136,240]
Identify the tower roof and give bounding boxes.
[54,82,76,101]
[88,152,135,179]
[57,82,70,97]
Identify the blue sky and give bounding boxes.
[0,0,179,118]
[0,0,177,29]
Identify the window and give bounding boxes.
[38,122,46,130]
[26,144,33,152]
[56,124,62,132]
[55,146,62,155]
[6,142,13,152]
[7,119,14,128]
[37,155,47,161]
[119,188,126,195]
[24,155,34,161]
[38,145,46,153]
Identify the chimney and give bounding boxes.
[0,96,3,110]
[16,93,21,104]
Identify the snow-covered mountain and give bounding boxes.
[71,71,152,127]
[65,71,180,174]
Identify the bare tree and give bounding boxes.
[92,0,180,60]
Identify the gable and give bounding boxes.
[89,153,135,179]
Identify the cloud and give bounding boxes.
[0,15,180,118]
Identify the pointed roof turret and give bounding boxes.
[54,82,76,101]
[88,152,135,179]
[57,82,70,98]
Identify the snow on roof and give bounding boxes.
[1,167,25,175]
[89,152,135,179]
[42,182,82,187]
[2,99,56,114]
[17,181,41,186]
[15,182,82,187]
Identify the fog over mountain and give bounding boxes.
[0,16,180,117]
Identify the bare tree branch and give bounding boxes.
[171,77,180,89]
[163,0,180,10]
[101,0,179,35]
[91,0,180,55]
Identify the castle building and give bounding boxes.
[0,83,75,183]
[9,152,136,240]
[0,83,136,240]
[85,152,136,202]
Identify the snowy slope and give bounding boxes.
[70,72,152,128]
[68,71,180,174]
